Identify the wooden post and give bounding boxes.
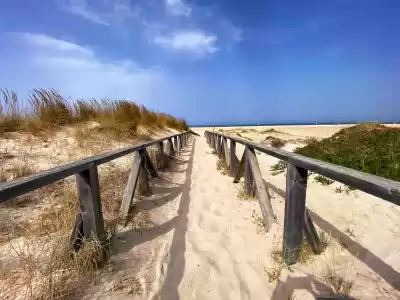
[304,208,323,254]
[138,150,150,195]
[220,137,226,162]
[244,149,254,196]
[229,140,238,177]
[233,151,246,183]
[168,138,175,156]
[143,149,158,178]
[156,141,164,169]
[119,151,142,224]
[283,163,308,264]
[246,148,275,232]
[174,136,179,154]
[222,137,230,167]
[216,135,221,157]
[179,135,183,150]
[71,163,105,250]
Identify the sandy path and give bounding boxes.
[153,136,276,300]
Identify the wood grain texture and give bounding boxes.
[222,137,230,167]
[246,147,275,232]
[75,163,106,242]
[168,138,175,156]
[283,163,308,264]
[304,208,323,254]
[229,140,238,177]
[119,151,142,224]
[138,150,150,195]
[143,149,158,178]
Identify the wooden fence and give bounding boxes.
[0,131,192,253]
[204,131,400,264]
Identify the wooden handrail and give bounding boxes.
[0,131,190,203]
[206,131,400,205]
[204,130,400,265]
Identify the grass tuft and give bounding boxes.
[314,175,335,186]
[270,160,287,176]
[262,136,286,148]
[216,158,229,175]
[321,265,355,297]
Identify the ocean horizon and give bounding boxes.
[190,121,399,128]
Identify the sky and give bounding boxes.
[0,0,399,125]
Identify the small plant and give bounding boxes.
[345,227,355,238]
[321,265,355,297]
[260,128,282,134]
[270,160,287,176]
[251,210,265,233]
[236,183,257,200]
[263,136,286,148]
[314,175,335,186]
[335,186,343,193]
[264,265,283,283]
[216,158,229,175]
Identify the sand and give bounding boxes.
[126,125,400,299]
[2,125,400,299]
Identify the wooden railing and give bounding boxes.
[204,131,400,264]
[0,131,192,253]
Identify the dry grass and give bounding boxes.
[314,175,335,186]
[216,158,229,175]
[251,210,266,233]
[236,182,257,200]
[321,265,355,297]
[262,136,286,148]
[0,89,189,139]
[0,162,155,299]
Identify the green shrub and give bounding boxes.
[271,124,400,181]
[314,175,334,186]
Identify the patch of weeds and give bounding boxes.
[295,123,400,181]
[335,186,343,193]
[237,183,256,200]
[314,175,335,186]
[260,128,282,134]
[263,136,286,148]
[270,160,287,176]
[319,231,331,251]
[345,228,355,238]
[111,276,143,296]
[265,264,283,283]
[216,158,229,175]
[251,210,265,233]
[321,265,355,297]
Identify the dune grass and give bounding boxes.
[0,89,189,138]
[271,124,400,181]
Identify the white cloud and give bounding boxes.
[165,0,191,17]
[63,0,109,25]
[10,32,168,103]
[153,31,217,56]
[62,0,137,26]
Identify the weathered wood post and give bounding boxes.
[70,163,105,250]
[222,137,230,167]
[244,148,254,196]
[174,136,179,154]
[156,141,164,168]
[168,138,175,156]
[119,151,142,224]
[229,140,237,177]
[138,150,150,195]
[246,148,275,231]
[283,164,308,264]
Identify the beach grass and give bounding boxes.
[271,123,400,181]
[0,89,189,138]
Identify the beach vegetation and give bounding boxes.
[271,124,400,181]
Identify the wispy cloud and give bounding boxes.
[153,31,218,56]
[62,0,109,25]
[165,0,191,17]
[8,32,168,102]
[61,0,137,26]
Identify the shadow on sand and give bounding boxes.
[264,179,400,296]
[111,138,196,300]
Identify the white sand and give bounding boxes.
[130,127,400,299]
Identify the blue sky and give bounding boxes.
[0,0,399,125]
